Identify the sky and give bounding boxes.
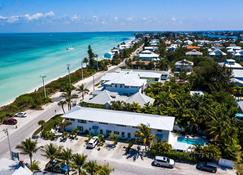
[0,0,243,32]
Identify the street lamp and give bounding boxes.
[40,75,47,98]
[67,64,71,87]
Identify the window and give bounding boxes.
[106,130,111,136]
[69,118,75,121]
[157,129,162,132]
[78,120,87,123]
[114,131,120,135]
[88,120,94,123]
[77,126,83,132]
[100,129,103,134]
[128,133,131,138]
[121,132,125,137]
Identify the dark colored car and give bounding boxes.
[45,160,69,174]
[196,162,217,173]
[3,118,17,125]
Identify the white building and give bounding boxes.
[138,50,160,61]
[63,106,175,142]
[218,59,243,69]
[185,49,203,56]
[102,72,147,95]
[175,59,194,73]
[234,50,243,59]
[232,69,243,86]
[209,49,227,57]
[0,158,32,175]
[144,46,158,52]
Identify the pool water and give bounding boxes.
[177,136,206,145]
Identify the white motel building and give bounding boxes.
[63,106,175,142]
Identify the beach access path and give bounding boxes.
[0,60,126,158]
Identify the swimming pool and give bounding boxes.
[177,136,207,145]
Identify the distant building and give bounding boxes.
[185,49,203,56]
[138,50,160,61]
[218,59,243,69]
[63,106,175,142]
[175,59,194,73]
[231,69,243,86]
[0,158,32,175]
[186,45,201,50]
[209,49,226,57]
[233,50,243,60]
[144,46,158,52]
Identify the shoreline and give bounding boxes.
[0,37,134,108]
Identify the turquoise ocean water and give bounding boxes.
[0,32,134,106]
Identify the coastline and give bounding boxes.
[0,36,134,108]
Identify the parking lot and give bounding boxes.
[17,135,235,175]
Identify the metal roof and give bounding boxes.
[63,106,175,131]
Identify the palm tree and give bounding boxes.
[58,100,67,114]
[72,153,87,175]
[97,164,113,175]
[62,89,72,110]
[84,161,98,175]
[41,143,62,162]
[135,124,154,151]
[76,84,89,100]
[38,120,45,131]
[16,138,39,166]
[60,148,73,174]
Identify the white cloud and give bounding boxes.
[24,11,55,21]
[171,17,177,22]
[0,11,55,24]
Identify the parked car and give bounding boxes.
[86,136,99,149]
[45,160,69,174]
[3,118,17,125]
[15,112,27,118]
[196,162,217,173]
[152,156,175,168]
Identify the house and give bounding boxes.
[184,40,193,45]
[144,46,158,52]
[149,39,160,46]
[218,59,242,69]
[138,50,160,61]
[101,72,147,95]
[104,48,120,59]
[186,45,201,50]
[63,106,175,142]
[167,44,178,52]
[185,49,203,56]
[233,50,243,59]
[209,49,226,57]
[175,59,194,73]
[84,90,154,107]
[190,91,204,96]
[0,158,32,175]
[231,69,243,86]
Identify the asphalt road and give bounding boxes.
[0,62,123,157]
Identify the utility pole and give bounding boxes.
[93,75,95,92]
[96,54,99,71]
[3,129,12,160]
[81,61,84,80]
[67,64,71,87]
[40,75,47,98]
